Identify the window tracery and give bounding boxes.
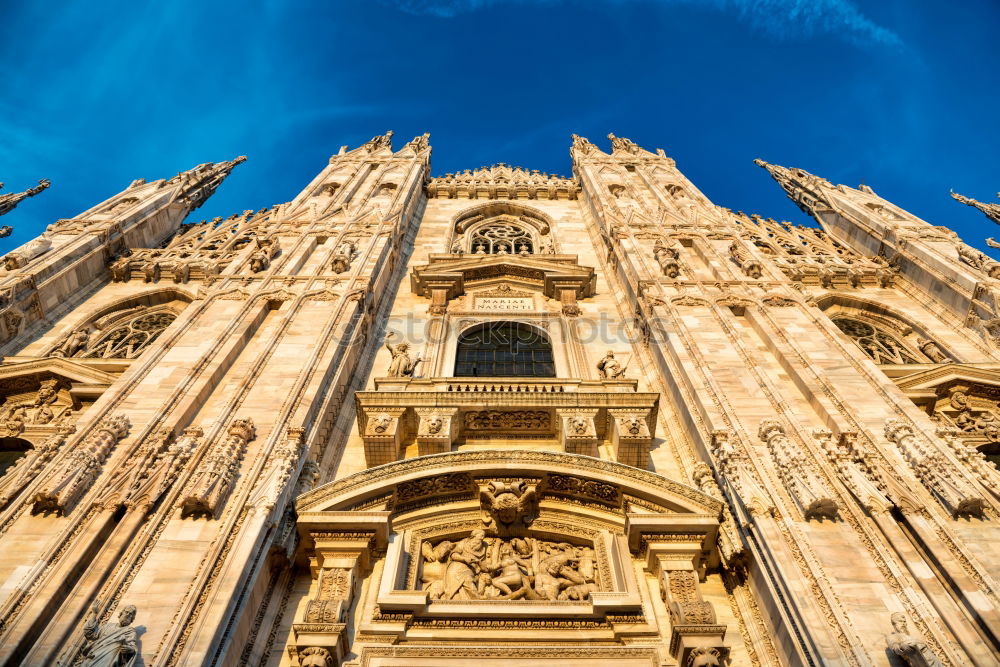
[832,317,923,364]
[469,222,534,255]
[83,309,177,359]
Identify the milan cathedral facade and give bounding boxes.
[0,132,998,666]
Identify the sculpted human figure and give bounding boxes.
[917,338,949,363]
[885,612,943,666]
[54,328,91,357]
[442,529,488,600]
[534,543,583,600]
[81,600,137,667]
[384,335,421,377]
[483,538,533,599]
[597,350,626,379]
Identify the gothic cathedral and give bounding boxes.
[0,131,998,667]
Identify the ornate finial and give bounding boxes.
[951,189,1000,225]
[571,133,597,155]
[607,133,640,153]
[364,130,394,152]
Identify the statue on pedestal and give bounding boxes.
[81,600,138,667]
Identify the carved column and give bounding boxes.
[607,408,653,467]
[293,515,389,665]
[690,462,745,570]
[180,417,255,518]
[414,407,458,456]
[647,541,728,666]
[360,407,406,467]
[758,419,839,520]
[711,430,773,520]
[32,414,130,514]
[814,429,893,514]
[884,418,985,516]
[556,408,600,457]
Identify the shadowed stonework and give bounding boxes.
[0,132,997,666]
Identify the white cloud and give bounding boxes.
[381,0,902,48]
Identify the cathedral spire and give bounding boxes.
[172,155,246,211]
[754,158,832,217]
[951,190,1000,225]
[0,178,50,217]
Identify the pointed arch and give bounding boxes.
[450,202,556,255]
[816,293,951,364]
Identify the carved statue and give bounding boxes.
[917,338,949,363]
[365,130,394,151]
[607,133,639,153]
[442,529,489,600]
[885,612,943,666]
[52,328,91,357]
[248,248,269,273]
[384,335,421,377]
[421,533,596,602]
[654,238,680,278]
[300,647,333,667]
[330,239,356,273]
[571,133,596,155]
[597,350,627,379]
[81,600,137,667]
[480,480,538,534]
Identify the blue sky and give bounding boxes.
[1,0,998,252]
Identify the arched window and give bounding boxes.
[84,309,177,359]
[0,437,31,475]
[832,317,920,364]
[455,322,554,377]
[470,223,533,255]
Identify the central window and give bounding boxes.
[455,322,555,377]
[470,222,533,255]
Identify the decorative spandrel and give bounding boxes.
[419,530,598,601]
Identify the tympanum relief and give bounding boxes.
[419,530,598,601]
[0,378,74,436]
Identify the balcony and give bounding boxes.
[355,377,658,468]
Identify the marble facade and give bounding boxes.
[0,132,997,665]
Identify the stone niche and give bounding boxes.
[290,451,728,667]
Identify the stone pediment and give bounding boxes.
[891,363,1000,393]
[410,254,596,301]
